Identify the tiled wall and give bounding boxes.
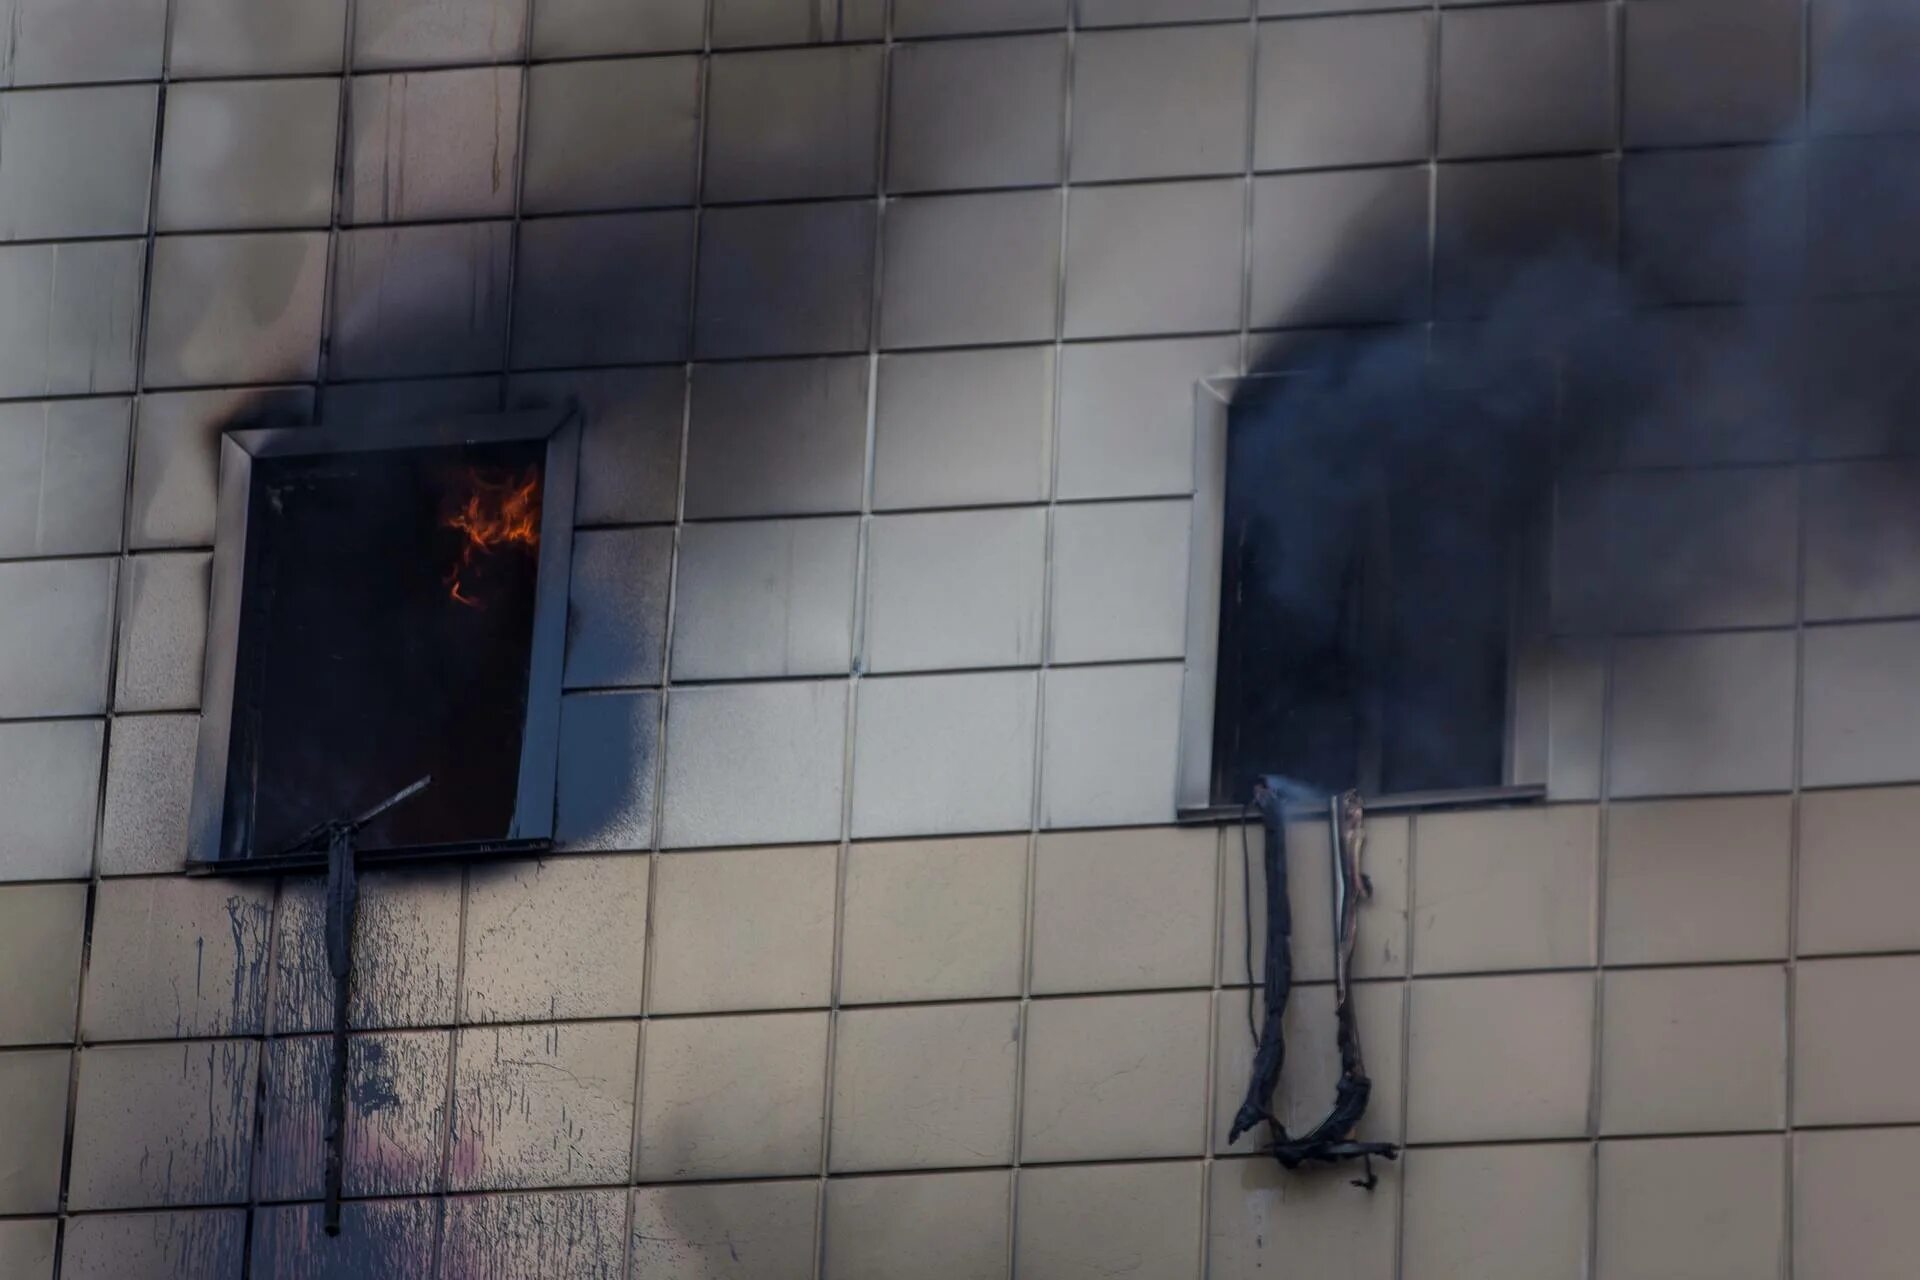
[5,0,1920,1275]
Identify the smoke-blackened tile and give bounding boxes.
[274,869,460,1033]
[711,0,884,48]
[695,201,875,359]
[511,212,694,369]
[638,1012,828,1180]
[0,718,102,881]
[888,34,1066,193]
[1624,146,1805,306]
[1251,167,1431,328]
[881,190,1061,349]
[330,223,512,379]
[685,357,867,520]
[1438,2,1616,160]
[523,58,700,214]
[0,398,130,559]
[1803,621,1920,788]
[1063,180,1243,339]
[450,1022,637,1189]
[555,690,660,851]
[146,234,328,388]
[824,1170,1011,1280]
[114,551,211,713]
[345,68,522,224]
[169,0,348,76]
[68,1040,259,1210]
[257,1032,452,1199]
[1255,13,1430,172]
[441,1190,628,1280]
[62,1210,246,1280]
[873,347,1054,510]
[895,0,1065,34]
[631,1180,820,1279]
[1055,336,1236,501]
[0,558,115,718]
[509,367,683,526]
[129,386,315,550]
[531,0,705,56]
[352,0,527,68]
[706,46,881,203]
[1078,0,1247,23]
[1811,0,1920,136]
[1608,630,1795,798]
[1809,136,1920,298]
[563,526,672,690]
[1071,25,1249,182]
[1435,156,1617,320]
[249,1199,438,1280]
[83,877,273,1040]
[1626,0,1801,147]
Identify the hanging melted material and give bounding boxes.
[1229,783,1399,1183]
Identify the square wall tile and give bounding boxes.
[1221,814,1410,984]
[1608,630,1796,798]
[696,201,876,358]
[65,1212,246,1280]
[1079,0,1247,22]
[0,398,129,559]
[0,719,102,881]
[631,1181,820,1279]
[532,0,705,55]
[1039,662,1183,829]
[130,387,313,549]
[0,0,167,85]
[1605,795,1791,965]
[1794,955,1920,1126]
[824,1170,1010,1280]
[1209,1155,1397,1280]
[1624,147,1805,305]
[511,210,695,368]
[687,357,868,519]
[1598,1135,1785,1280]
[323,374,500,428]
[1599,965,1786,1135]
[250,1200,438,1280]
[638,1012,828,1180]
[830,1002,1020,1171]
[0,1220,53,1280]
[881,190,1062,349]
[1049,499,1189,663]
[146,234,327,387]
[0,1050,67,1212]
[523,57,700,213]
[851,671,1038,838]
[1255,13,1431,171]
[329,222,511,379]
[1800,786,1920,954]
[353,0,526,67]
[711,0,884,48]
[97,713,194,875]
[1071,25,1250,182]
[1626,0,1801,147]
[157,80,337,231]
[345,68,521,223]
[441,1191,626,1280]
[1805,460,1920,621]
[1812,0,1920,135]
[1800,298,1919,459]
[1016,1162,1202,1280]
[840,836,1028,1004]
[0,884,83,1043]
[274,869,460,1031]
[0,558,114,717]
[462,854,648,1022]
[1412,805,1597,974]
[508,367,683,526]
[1436,156,1617,319]
[1213,982,1404,1154]
[0,240,142,396]
[1803,621,1920,788]
[1407,972,1594,1143]
[671,518,858,680]
[256,1031,450,1199]
[873,347,1054,510]
[1064,180,1243,339]
[896,0,1065,34]
[169,0,346,74]
[864,507,1046,672]
[451,1021,637,1190]
[0,85,154,239]
[68,1040,258,1210]
[1251,167,1431,327]
[556,689,660,850]
[1809,137,1920,298]
[660,681,848,848]
[1439,2,1615,158]
[650,845,837,1014]
[1794,1128,1920,1280]
[1031,827,1215,994]
[1057,336,1235,501]
[114,552,209,713]
[888,34,1066,192]
[1020,991,1209,1162]
[706,46,880,202]
[564,526,672,688]
[1402,1143,1591,1280]
[84,876,273,1041]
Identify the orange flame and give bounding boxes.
[443,467,540,609]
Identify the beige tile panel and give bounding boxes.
[824,1169,1011,1280]
[1597,1134,1786,1280]
[839,836,1028,1005]
[630,1180,819,1280]
[1604,795,1791,965]
[62,1209,246,1280]
[1208,1155,1398,1280]
[1599,965,1786,1136]
[1213,982,1404,1155]
[649,846,836,1015]
[1799,785,1920,955]
[441,1189,627,1280]
[1402,1142,1592,1280]
[0,1219,54,1280]
[1795,1127,1920,1280]
[82,875,273,1040]
[0,883,85,1044]
[831,1003,1020,1172]
[461,854,648,1023]
[1407,971,1595,1144]
[1412,805,1598,974]
[1794,954,1920,1126]
[1222,815,1409,985]
[449,1021,637,1191]
[1020,991,1210,1163]
[68,1040,258,1211]
[1014,1161,1203,1280]
[0,1050,69,1214]
[638,1012,827,1181]
[1030,827,1216,994]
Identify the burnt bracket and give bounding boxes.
[1230,784,1399,1186]
[278,776,431,1236]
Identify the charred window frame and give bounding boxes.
[187,409,579,871]
[1178,374,1554,814]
